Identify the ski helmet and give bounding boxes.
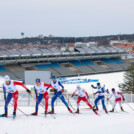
[52,75,56,80]
[36,78,41,83]
[97,82,100,87]
[112,88,115,92]
[5,75,10,81]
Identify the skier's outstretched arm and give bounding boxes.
[13,81,31,94]
[91,85,97,89]
[71,90,77,97]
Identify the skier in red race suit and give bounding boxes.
[0,75,31,118]
[31,78,55,116]
[107,88,125,112]
[72,84,94,114]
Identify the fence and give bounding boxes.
[0,91,134,107]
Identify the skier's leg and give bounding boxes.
[113,101,117,109]
[5,93,12,114]
[51,93,58,111]
[76,97,81,111]
[12,91,19,117]
[94,96,100,110]
[12,91,18,111]
[59,94,69,108]
[110,101,116,112]
[43,92,49,114]
[101,98,108,113]
[31,94,43,115]
[118,98,124,111]
[82,97,92,109]
[58,91,72,113]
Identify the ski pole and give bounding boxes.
[124,102,134,111]
[29,94,56,119]
[9,102,29,117]
[65,95,76,111]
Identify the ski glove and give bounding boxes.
[123,98,125,101]
[62,89,64,92]
[54,89,57,93]
[26,89,31,94]
[107,98,109,101]
[71,94,74,98]
[87,96,89,99]
[4,95,6,101]
[98,91,101,94]
[36,95,38,99]
[91,85,94,88]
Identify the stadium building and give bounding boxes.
[0,45,129,80]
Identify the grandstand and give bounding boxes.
[0,46,130,80]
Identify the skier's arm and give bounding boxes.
[118,92,125,101]
[3,85,6,96]
[34,86,38,97]
[58,81,64,92]
[44,83,55,89]
[58,81,64,89]
[13,81,31,94]
[72,90,77,97]
[106,89,110,94]
[83,89,89,98]
[14,81,28,90]
[94,91,100,95]
[108,94,113,100]
[91,85,97,89]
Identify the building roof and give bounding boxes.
[114,44,134,48]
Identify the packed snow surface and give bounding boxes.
[0,104,134,134]
[1,72,134,134]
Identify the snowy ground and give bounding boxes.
[0,103,134,134]
[1,72,133,134]
[64,72,124,93]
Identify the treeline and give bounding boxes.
[0,34,134,46]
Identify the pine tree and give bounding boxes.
[120,64,134,93]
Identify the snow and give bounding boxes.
[0,104,134,134]
[1,71,134,134]
[64,72,124,93]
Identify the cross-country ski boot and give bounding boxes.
[13,110,16,119]
[110,109,114,112]
[31,111,38,116]
[68,107,73,113]
[75,109,79,114]
[48,108,54,114]
[0,113,7,117]
[121,107,124,111]
[93,106,98,112]
[104,108,108,114]
[45,110,47,116]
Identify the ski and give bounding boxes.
[92,109,100,116]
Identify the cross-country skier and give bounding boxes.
[107,88,125,112]
[91,82,108,113]
[0,75,31,118]
[71,84,93,114]
[31,78,55,116]
[48,76,72,114]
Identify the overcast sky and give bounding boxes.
[0,0,134,38]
